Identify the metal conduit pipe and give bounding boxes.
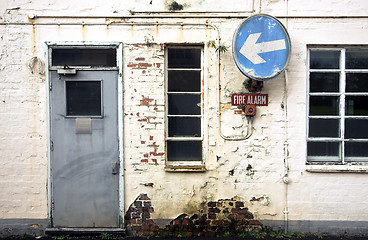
[216,43,254,141]
[2,14,368,27]
[283,69,290,234]
[283,0,290,233]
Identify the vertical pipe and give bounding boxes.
[283,0,290,233]
[283,69,289,234]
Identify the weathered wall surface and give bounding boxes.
[1,0,368,236]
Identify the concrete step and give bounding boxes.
[45,228,126,236]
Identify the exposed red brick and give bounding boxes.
[208,202,216,207]
[249,220,262,225]
[231,208,239,213]
[150,225,159,231]
[144,153,149,158]
[139,194,151,201]
[151,152,164,156]
[136,57,145,61]
[182,219,189,225]
[141,141,146,144]
[140,98,154,106]
[138,63,152,68]
[212,220,224,226]
[208,213,216,219]
[141,225,150,231]
[148,143,159,148]
[126,194,260,237]
[141,159,148,163]
[127,63,138,68]
[150,136,154,140]
[138,118,148,122]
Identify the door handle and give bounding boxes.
[112,162,119,174]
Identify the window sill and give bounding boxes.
[164,164,206,172]
[306,164,368,173]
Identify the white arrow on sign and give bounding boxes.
[239,32,286,65]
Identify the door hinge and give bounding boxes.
[50,140,54,151]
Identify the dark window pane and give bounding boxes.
[310,73,339,92]
[168,48,201,68]
[345,142,368,160]
[66,81,101,116]
[346,73,368,92]
[169,117,201,137]
[52,48,116,67]
[345,96,368,115]
[309,119,339,138]
[168,94,201,115]
[346,48,368,69]
[309,96,339,116]
[167,141,202,161]
[168,70,201,92]
[310,50,340,69]
[307,142,339,157]
[345,119,368,139]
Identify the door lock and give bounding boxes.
[112,162,119,174]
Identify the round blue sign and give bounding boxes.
[233,14,291,81]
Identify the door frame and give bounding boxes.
[45,42,124,228]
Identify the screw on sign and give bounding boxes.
[233,14,291,81]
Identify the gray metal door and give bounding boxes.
[50,70,119,228]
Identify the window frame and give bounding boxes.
[165,45,205,168]
[307,46,368,165]
[48,44,119,71]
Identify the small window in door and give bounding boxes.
[66,81,102,116]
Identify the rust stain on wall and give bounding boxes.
[81,23,87,40]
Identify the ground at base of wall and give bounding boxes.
[1,233,368,240]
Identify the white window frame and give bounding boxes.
[307,46,368,165]
[165,45,205,170]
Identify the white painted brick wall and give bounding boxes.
[0,0,368,234]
